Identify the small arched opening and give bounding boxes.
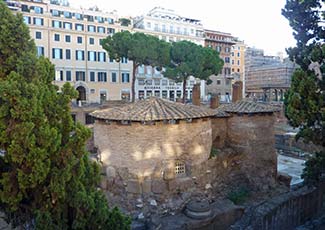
[76,86,86,102]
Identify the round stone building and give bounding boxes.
[91,97,216,195]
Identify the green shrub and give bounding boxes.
[210,147,219,158]
[227,187,250,205]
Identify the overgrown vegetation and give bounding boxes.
[0,2,130,229]
[227,187,250,205]
[282,0,325,185]
[210,147,219,158]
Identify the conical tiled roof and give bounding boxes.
[220,99,281,114]
[91,97,217,121]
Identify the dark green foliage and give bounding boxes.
[101,31,171,101]
[164,41,223,102]
[302,151,325,185]
[282,0,325,185]
[119,18,131,27]
[0,2,130,229]
[210,147,219,158]
[227,187,250,205]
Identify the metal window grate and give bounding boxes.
[175,162,186,175]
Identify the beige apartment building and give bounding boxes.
[231,40,246,81]
[204,29,236,102]
[6,0,133,104]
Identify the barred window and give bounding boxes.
[175,162,186,176]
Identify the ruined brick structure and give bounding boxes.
[91,97,280,217]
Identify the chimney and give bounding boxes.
[210,94,219,109]
[232,81,243,103]
[192,83,201,106]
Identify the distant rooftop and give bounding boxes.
[91,97,216,122]
[220,100,281,114]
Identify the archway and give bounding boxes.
[76,86,86,101]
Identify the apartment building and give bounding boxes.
[204,29,236,102]
[245,47,296,101]
[132,7,206,101]
[6,0,133,104]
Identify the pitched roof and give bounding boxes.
[91,97,217,121]
[220,99,281,114]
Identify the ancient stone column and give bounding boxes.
[232,81,243,103]
[192,83,201,106]
[210,95,219,109]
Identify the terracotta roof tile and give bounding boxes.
[220,99,281,114]
[91,97,217,121]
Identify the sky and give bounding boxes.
[70,0,296,57]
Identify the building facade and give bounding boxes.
[6,0,133,104]
[204,29,236,102]
[133,7,206,101]
[245,47,296,101]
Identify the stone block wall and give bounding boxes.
[211,118,228,149]
[94,118,212,178]
[226,114,277,189]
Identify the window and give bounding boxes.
[33,6,43,14]
[216,80,221,85]
[121,90,130,101]
[107,18,114,24]
[22,5,29,12]
[52,20,61,28]
[98,72,107,82]
[65,35,71,42]
[96,16,104,23]
[90,71,95,82]
[237,68,240,72]
[170,25,174,33]
[122,73,130,83]
[89,37,94,45]
[146,79,152,85]
[175,162,186,176]
[146,22,151,28]
[23,16,31,24]
[138,79,144,85]
[162,24,166,32]
[87,15,94,22]
[35,31,42,39]
[231,52,234,56]
[33,18,44,26]
[97,26,105,33]
[237,52,240,57]
[225,57,230,63]
[54,34,60,41]
[226,79,231,85]
[75,24,84,31]
[232,60,234,65]
[37,46,44,57]
[76,50,85,61]
[85,114,95,124]
[98,52,106,62]
[55,70,63,81]
[77,36,82,44]
[87,25,96,32]
[64,22,72,30]
[52,48,63,59]
[121,57,128,63]
[111,72,117,82]
[225,47,231,53]
[162,90,167,98]
[162,80,167,86]
[63,11,72,18]
[109,57,114,62]
[107,28,115,34]
[216,46,221,52]
[154,79,160,86]
[66,49,71,60]
[51,9,60,16]
[66,70,72,81]
[75,13,83,20]
[237,60,240,65]
[76,71,85,81]
[224,68,231,75]
[154,23,159,31]
[88,51,96,61]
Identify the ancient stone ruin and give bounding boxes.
[90,97,280,222]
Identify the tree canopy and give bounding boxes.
[101,31,171,102]
[164,41,224,102]
[0,2,130,229]
[282,0,325,185]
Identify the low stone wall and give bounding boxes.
[231,184,325,230]
[211,118,227,149]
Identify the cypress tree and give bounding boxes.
[0,2,130,229]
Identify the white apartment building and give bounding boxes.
[6,0,133,104]
[133,7,206,101]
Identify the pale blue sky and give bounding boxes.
[71,0,296,56]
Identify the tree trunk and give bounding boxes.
[182,78,187,104]
[131,62,138,102]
